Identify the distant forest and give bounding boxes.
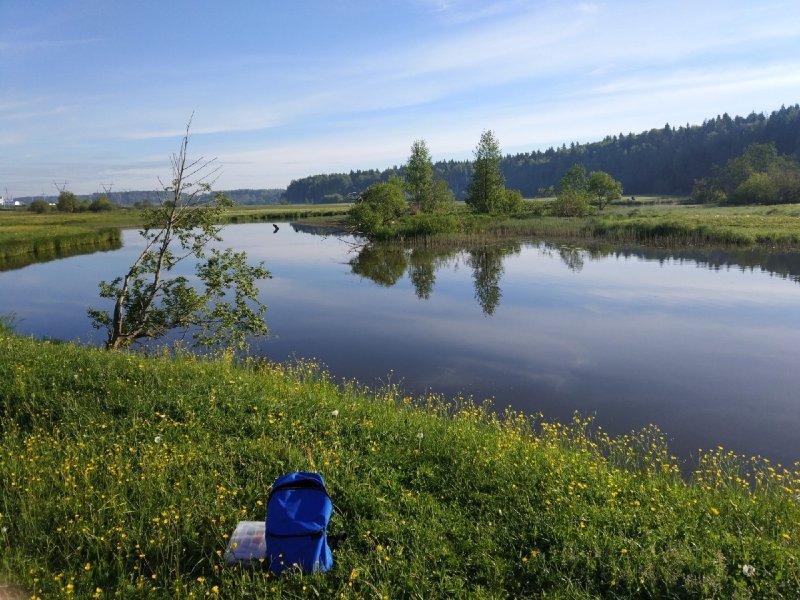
[16,188,286,206]
[285,104,800,202]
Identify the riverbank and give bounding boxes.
[0,205,351,271]
[1,331,797,597]
[356,201,800,248]
[3,202,799,272]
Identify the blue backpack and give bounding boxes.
[265,472,334,574]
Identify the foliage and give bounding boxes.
[428,179,456,212]
[732,172,780,204]
[587,170,624,208]
[1,332,799,597]
[88,121,270,352]
[553,165,592,216]
[466,130,507,214]
[27,199,50,213]
[692,142,800,205]
[89,195,115,212]
[559,164,589,194]
[553,187,591,216]
[405,139,434,211]
[347,178,408,237]
[57,190,80,213]
[553,165,622,215]
[498,188,525,214]
[691,178,727,204]
[404,140,455,214]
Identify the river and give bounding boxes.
[2,222,799,467]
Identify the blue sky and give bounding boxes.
[2,0,800,197]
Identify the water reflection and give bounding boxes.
[350,242,523,315]
[0,232,122,272]
[349,238,800,315]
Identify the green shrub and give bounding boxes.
[27,199,50,214]
[347,179,407,237]
[553,188,592,217]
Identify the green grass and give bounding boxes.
[355,201,800,249]
[587,204,800,247]
[1,332,798,598]
[0,205,351,270]
[222,204,351,224]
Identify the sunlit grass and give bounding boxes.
[363,201,800,248]
[1,331,798,597]
[588,203,800,247]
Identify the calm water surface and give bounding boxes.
[2,223,799,467]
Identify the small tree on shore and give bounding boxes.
[587,170,623,209]
[88,119,270,352]
[553,164,591,216]
[466,130,506,214]
[405,139,454,213]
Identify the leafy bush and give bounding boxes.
[553,188,592,217]
[497,189,524,215]
[27,199,50,213]
[347,178,408,237]
[89,196,115,212]
[732,172,779,204]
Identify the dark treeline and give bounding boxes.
[285,105,800,202]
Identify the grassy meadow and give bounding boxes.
[1,330,798,598]
[586,203,800,247]
[358,200,800,248]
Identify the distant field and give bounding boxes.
[222,203,351,223]
[3,201,800,266]
[587,202,800,246]
[0,204,352,267]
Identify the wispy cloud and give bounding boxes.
[0,37,101,52]
[2,1,799,195]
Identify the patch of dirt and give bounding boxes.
[0,581,29,600]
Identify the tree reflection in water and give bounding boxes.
[348,236,800,315]
[350,241,521,315]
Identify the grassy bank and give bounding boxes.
[0,205,351,270]
[355,202,800,248]
[1,333,798,598]
[587,204,800,247]
[0,228,122,271]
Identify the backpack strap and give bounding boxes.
[268,477,331,502]
[266,527,325,539]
